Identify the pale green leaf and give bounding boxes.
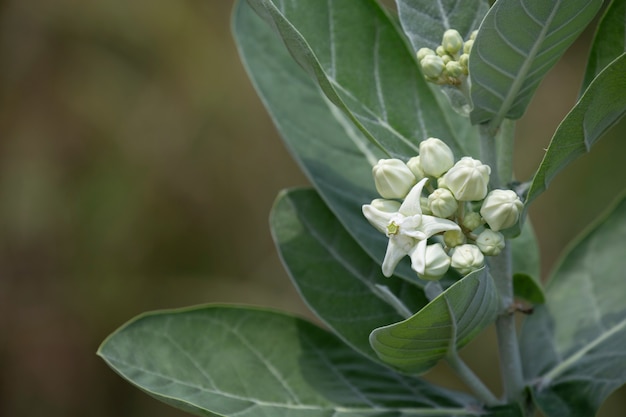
[525,54,626,207]
[270,188,428,363]
[511,221,543,304]
[469,0,603,128]
[396,0,489,52]
[519,192,626,417]
[99,305,487,417]
[582,0,626,91]
[246,0,477,159]
[370,268,499,374]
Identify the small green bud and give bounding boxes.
[406,156,425,181]
[442,29,463,55]
[475,229,505,256]
[417,243,451,281]
[463,39,474,54]
[420,55,445,78]
[459,53,470,74]
[419,137,455,178]
[470,30,478,41]
[480,189,523,231]
[372,159,417,199]
[428,188,458,218]
[417,47,436,61]
[444,229,466,248]
[445,61,464,78]
[451,244,484,275]
[441,54,452,65]
[436,45,447,57]
[420,196,432,215]
[462,211,483,231]
[441,157,491,201]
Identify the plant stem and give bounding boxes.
[479,124,500,189]
[446,352,500,406]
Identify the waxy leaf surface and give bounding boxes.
[520,193,626,417]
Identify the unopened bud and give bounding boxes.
[428,188,458,218]
[470,30,478,41]
[445,61,464,78]
[444,229,466,248]
[370,198,401,213]
[419,138,454,177]
[420,55,445,78]
[463,39,474,54]
[436,45,447,57]
[372,159,417,199]
[441,157,491,201]
[475,229,505,256]
[480,189,523,231]
[417,47,436,61]
[442,29,463,55]
[451,244,484,275]
[459,53,469,73]
[417,243,451,281]
[406,156,425,181]
[462,211,482,231]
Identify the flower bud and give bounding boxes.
[470,30,478,41]
[420,55,444,78]
[475,229,505,256]
[459,53,469,73]
[419,243,451,281]
[451,244,484,275]
[463,39,474,54]
[480,189,523,231]
[444,229,466,248]
[462,211,482,231]
[445,61,464,78]
[372,159,417,199]
[442,29,463,55]
[406,156,425,181]
[370,198,402,213]
[417,47,436,61]
[441,157,491,201]
[428,188,458,218]
[436,45,447,57]
[420,196,432,215]
[419,138,454,178]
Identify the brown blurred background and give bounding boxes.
[0,1,624,416]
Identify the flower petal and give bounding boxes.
[399,178,428,216]
[408,238,428,275]
[362,204,394,234]
[419,214,460,237]
[381,234,415,277]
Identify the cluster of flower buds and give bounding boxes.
[417,29,477,86]
[362,138,523,281]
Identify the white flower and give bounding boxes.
[362,178,460,277]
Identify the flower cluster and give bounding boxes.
[417,29,476,86]
[362,138,523,281]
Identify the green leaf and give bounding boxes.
[513,274,544,305]
[370,268,499,374]
[271,188,429,363]
[511,222,543,304]
[582,0,626,92]
[245,0,477,159]
[396,0,489,52]
[519,192,626,417]
[469,0,603,127]
[524,54,626,207]
[99,305,487,417]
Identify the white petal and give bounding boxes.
[419,215,460,238]
[381,234,414,277]
[362,204,394,234]
[408,239,428,275]
[399,178,428,216]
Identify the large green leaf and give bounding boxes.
[469,0,603,127]
[271,187,428,363]
[524,54,626,207]
[370,268,499,374]
[519,192,626,417]
[396,0,489,52]
[582,0,626,92]
[245,0,477,159]
[99,305,489,417]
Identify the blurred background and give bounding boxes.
[0,1,624,416]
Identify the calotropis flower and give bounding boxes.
[362,178,460,277]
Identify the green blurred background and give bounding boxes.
[0,1,624,416]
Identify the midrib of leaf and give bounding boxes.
[539,317,626,386]
[486,1,560,132]
[436,0,451,29]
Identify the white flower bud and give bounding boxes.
[462,211,483,231]
[406,156,425,181]
[451,244,484,275]
[420,196,432,215]
[463,39,474,54]
[442,29,463,55]
[417,47,436,61]
[370,198,402,213]
[445,61,463,78]
[420,243,451,281]
[459,53,469,74]
[475,229,505,256]
[428,188,458,218]
[441,157,491,201]
[419,138,454,178]
[420,55,444,78]
[436,45,447,57]
[444,229,466,248]
[372,159,417,199]
[480,189,523,231]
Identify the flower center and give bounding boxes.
[386,221,400,236]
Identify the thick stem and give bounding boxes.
[479,124,500,188]
[446,352,500,406]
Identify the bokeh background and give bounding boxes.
[0,1,624,416]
